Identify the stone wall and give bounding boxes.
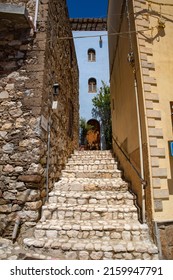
[0,0,79,238]
[156,222,173,259]
[0,0,36,18]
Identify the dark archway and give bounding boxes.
[86,119,100,150]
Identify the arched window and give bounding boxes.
[88,49,96,62]
[88,78,97,93]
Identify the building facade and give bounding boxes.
[0,0,79,238]
[108,0,173,259]
[71,19,110,149]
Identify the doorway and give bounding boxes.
[86,119,100,150]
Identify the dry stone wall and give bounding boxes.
[0,0,79,238]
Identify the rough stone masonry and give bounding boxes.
[0,0,79,238]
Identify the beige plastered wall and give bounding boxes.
[134,0,173,221]
[108,0,173,225]
[108,0,153,223]
[108,0,173,259]
[149,2,173,220]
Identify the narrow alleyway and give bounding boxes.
[1,0,173,263]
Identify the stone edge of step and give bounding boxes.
[35,220,149,230]
[23,237,158,255]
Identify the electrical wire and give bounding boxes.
[77,2,173,17]
[56,27,156,41]
[53,1,173,41]
[107,11,173,20]
[146,0,173,6]
[126,0,133,52]
[108,9,173,17]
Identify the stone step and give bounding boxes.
[73,150,112,156]
[71,155,115,161]
[41,204,138,221]
[23,237,158,260]
[61,169,122,179]
[68,158,117,164]
[22,150,158,260]
[34,220,150,241]
[71,153,115,161]
[65,162,118,171]
[71,155,114,160]
[48,190,134,206]
[54,178,129,192]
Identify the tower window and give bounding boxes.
[88,78,97,93]
[88,49,96,62]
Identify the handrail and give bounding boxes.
[112,135,147,223]
[112,135,147,186]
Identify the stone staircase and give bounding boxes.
[23,150,158,260]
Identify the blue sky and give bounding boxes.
[67,0,108,18]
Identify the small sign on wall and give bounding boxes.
[169,141,173,156]
[52,101,58,110]
[40,115,48,132]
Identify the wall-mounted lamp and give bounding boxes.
[158,17,165,29]
[127,52,135,64]
[53,83,59,96]
[99,36,103,48]
[52,83,59,110]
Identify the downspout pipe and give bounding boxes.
[34,0,39,31]
[12,216,21,243]
[154,221,163,259]
[46,114,51,202]
[45,90,54,202]
[127,53,146,224]
[134,74,146,223]
[126,0,146,223]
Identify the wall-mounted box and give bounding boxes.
[170,101,173,128]
[169,141,173,157]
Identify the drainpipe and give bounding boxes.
[134,75,146,223]
[12,216,21,243]
[34,0,39,31]
[126,0,146,222]
[154,221,163,259]
[45,86,55,202]
[45,114,51,202]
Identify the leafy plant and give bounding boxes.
[92,81,112,149]
[79,118,93,146]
